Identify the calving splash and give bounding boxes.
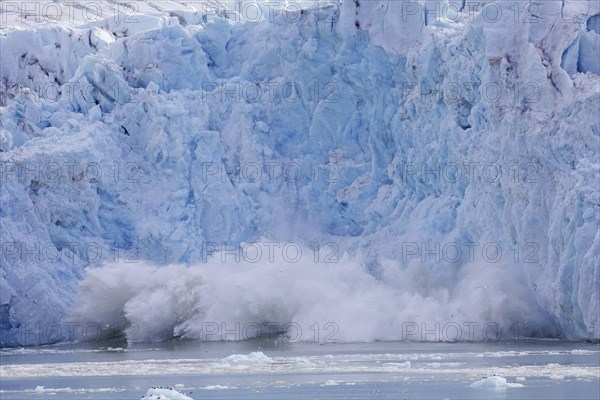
[70,244,553,343]
[0,0,599,345]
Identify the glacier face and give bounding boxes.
[0,0,599,346]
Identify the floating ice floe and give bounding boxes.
[469,376,524,389]
[141,387,193,399]
[382,361,411,369]
[202,385,236,390]
[223,351,272,364]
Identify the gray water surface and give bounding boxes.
[1,340,598,399]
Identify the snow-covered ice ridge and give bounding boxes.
[0,1,598,346]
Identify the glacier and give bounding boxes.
[0,0,599,346]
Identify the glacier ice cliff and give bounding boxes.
[0,0,598,345]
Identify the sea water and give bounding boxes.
[1,340,598,399]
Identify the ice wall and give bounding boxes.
[0,1,598,345]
